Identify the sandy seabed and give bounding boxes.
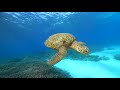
[55,45,120,78]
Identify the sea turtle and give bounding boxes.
[44,33,89,66]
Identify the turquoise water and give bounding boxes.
[0,12,120,78]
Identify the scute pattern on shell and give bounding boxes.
[45,33,76,49]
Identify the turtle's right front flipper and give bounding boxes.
[47,46,67,66]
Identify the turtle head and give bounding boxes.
[70,41,89,55]
[76,45,89,55]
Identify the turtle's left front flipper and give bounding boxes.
[47,46,67,66]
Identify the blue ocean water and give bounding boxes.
[0,12,120,78]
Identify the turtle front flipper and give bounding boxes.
[47,46,67,66]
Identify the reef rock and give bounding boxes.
[114,54,120,60]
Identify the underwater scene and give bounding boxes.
[0,12,120,78]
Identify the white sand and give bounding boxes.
[54,45,120,78]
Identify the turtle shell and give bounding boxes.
[44,33,76,49]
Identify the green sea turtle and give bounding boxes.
[44,33,89,66]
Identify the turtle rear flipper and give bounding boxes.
[47,46,67,66]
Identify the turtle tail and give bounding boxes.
[47,46,67,66]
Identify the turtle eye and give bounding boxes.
[85,50,89,53]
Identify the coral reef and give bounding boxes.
[7,50,55,63]
[0,56,71,78]
[66,50,109,61]
[114,54,120,60]
[83,55,109,61]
